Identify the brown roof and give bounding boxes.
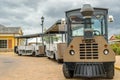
[15,33,43,38]
[45,20,66,34]
[0,24,22,34]
[109,35,116,40]
[109,34,120,42]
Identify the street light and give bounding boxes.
[41,16,44,46]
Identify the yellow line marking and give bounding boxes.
[115,66,120,70]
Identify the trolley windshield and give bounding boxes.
[66,8,108,43]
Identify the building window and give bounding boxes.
[0,40,7,48]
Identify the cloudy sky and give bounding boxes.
[0,0,120,38]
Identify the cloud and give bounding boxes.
[0,0,119,36]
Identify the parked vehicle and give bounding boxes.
[45,20,67,63]
[15,33,45,56]
[62,4,115,79]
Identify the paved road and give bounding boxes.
[0,53,120,80]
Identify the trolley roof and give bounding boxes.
[15,33,43,38]
[45,20,66,34]
[66,7,108,14]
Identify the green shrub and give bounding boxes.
[116,47,120,55]
[110,43,120,55]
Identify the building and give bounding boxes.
[109,34,120,44]
[0,24,23,52]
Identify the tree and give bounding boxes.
[110,34,120,55]
[115,34,120,39]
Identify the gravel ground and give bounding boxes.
[0,52,74,80]
[0,52,120,80]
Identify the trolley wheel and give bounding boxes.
[63,63,73,78]
[53,54,56,60]
[57,59,63,63]
[32,52,36,57]
[106,63,114,79]
[47,57,50,59]
[16,51,19,54]
[18,53,22,56]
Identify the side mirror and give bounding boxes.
[108,15,114,22]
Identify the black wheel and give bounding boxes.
[53,54,56,60]
[32,52,36,57]
[18,53,22,56]
[47,57,50,59]
[106,63,114,79]
[14,46,18,53]
[57,59,63,63]
[16,51,19,54]
[63,63,73,78]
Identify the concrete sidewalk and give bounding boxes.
[115,56,120,70]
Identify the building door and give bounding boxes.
[8,39,12,49]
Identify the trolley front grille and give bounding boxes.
[80,43,98,59]
[74,63,106,78]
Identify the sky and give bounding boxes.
[0,0,120,38]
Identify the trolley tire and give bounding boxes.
[16,51,19,54]
[57,59,63,63]
[47,57,50,59]
[32,52,36,57]
[18,53,22,56]
[63,63,73,78]
[53,54,56,60]
[106,63,114,79]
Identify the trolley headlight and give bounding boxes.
[103,49,109,55]
[69,50,75,55]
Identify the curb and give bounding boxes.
[115,66,120,70]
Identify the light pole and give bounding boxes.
[41,16,44,46]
